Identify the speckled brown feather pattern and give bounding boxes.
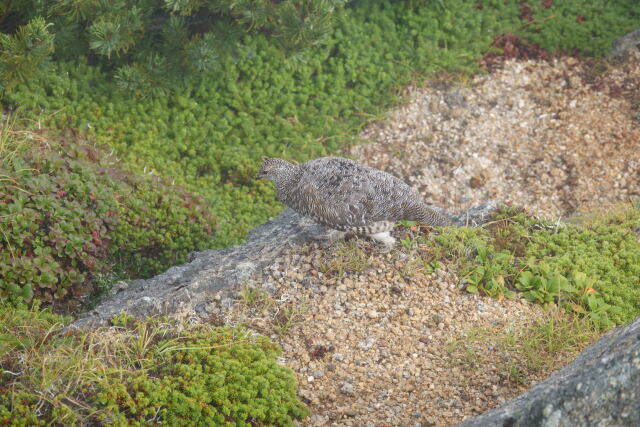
[256,157,450,234]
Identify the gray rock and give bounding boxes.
[444,91,468,109]
[450,200,499,227]
[357,336,377,351]
[71,208,328,328]
[340,381,355,396]
[332,353,345,362]
[309,414,329,425]
[108,280,128,296]
[457,316,640,427]
[612,29,640,60]
[71,203,498,329]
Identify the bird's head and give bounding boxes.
[256,157,294,182]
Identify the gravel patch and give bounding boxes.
[350,56,640,217]
[226,240,549,426]
[210,56,638,426]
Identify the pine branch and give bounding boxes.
[275,0,337,50]
[0,17,54,90]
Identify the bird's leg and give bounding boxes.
[368,231,396,247]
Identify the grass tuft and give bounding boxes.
[447,306,601,386]
[318,239,372,277]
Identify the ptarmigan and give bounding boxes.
[257,157,451,246]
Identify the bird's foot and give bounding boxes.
[368,232,396,250]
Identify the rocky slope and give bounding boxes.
[73,47,640,426]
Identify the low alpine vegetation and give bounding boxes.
[427,205,640,328]
[0,121,216,311]
[5,1,639,248]
[0,304,307,426]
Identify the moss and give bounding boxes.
[0,306,307,425]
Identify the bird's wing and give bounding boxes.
[294,167,402,228]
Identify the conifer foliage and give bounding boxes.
[0,0,345,91]
[0,18,54,90]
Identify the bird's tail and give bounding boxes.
[406,202,452,226]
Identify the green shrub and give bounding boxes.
[525,0,640,57]
[0,17,55,90]
[1,139,119,309]
[6,1,638,251]
[0,126,215,310]
[109,169,217,278]
[0,305,307,425]
[2,1,514,247]
[92,323,307,426]
[433,206,640,328]
[526,208,640,325]
[0,0,343,90]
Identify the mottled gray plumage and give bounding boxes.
[256,157,450,245]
